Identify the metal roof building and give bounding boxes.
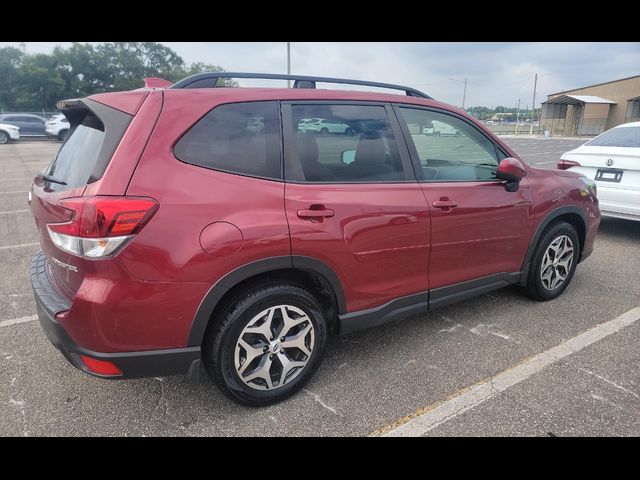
[541,75,640,136]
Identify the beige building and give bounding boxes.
[540,75,640,136]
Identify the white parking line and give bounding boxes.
[0,178,33,182]
[0,242,39,251]
[0,210,31,215]
[0,191,28,195]
[0,315,38,328]
[378,306,640,437]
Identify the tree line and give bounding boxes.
[466,105,542,122]
[0,42,228,111]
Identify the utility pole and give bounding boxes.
[530,73,538,135]
[448,77,468,109]
[287,42,291,88]
[515,99,521,135]
[462,78,467,110]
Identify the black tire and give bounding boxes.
[203,283,327,406]
[58,129,68,142]
[345,127,355,136]
[0,131,9,144]
[522,221,580,301]
[320,127,329,136]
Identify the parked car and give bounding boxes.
[45,113,70,141]
[0,114,47,137]
[0,122,20,144]
[423,119,460,136]
[558,121,639,222]
[300,118,355,135]
[29,73,600,406]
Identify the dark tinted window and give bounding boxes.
[399,107,499,182]
[586,126,640,147]
[174,101,281,180]
[287,104,404,183]
[45,110,105,190]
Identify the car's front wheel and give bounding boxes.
[58,129,68,142]
[523,221,580,301]
[0,131,9,144]
[203,283,327,406]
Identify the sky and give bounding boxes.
[2,42,639,109]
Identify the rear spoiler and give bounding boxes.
[143,77,173,88]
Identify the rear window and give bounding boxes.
[43,100,132,192]
[587,126,640,147]
[45,111,105,191]
[173,101,282,180]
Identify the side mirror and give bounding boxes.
[496,157,526,192]
[341,149,356,165]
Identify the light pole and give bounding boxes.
[448,77,467,109]
[287,42,291,88]
[515,99,521,135]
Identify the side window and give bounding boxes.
[398,107,500,182]
[287,104,405,183]
[174,101,281,180]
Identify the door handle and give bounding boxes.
[297,206,335,219]
[432,198,458,210]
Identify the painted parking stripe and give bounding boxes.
[0,191,28,195]
[376,306,640,437]
[0,242,39,251]
[0,315,38,328]
[0,210,31,215]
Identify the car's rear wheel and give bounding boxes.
[58,129,68,142]
[203,283,327,406]
[0,131,9,144]
[320,127,329,136]
[345,127,355,136]
[523,221,579,301]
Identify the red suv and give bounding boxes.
[30,73,600,406]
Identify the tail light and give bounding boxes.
[557,159,581,170]
[47,196,158,258]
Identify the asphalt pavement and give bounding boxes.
[1,137,638,436]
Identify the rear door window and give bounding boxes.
[173,101,282,180]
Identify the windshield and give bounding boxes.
[587,126,640,148]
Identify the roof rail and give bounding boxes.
[169,72,432,99]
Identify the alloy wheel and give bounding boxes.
[540,235,574,290]
[234,305,315,391]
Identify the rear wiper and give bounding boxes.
[37,173,67,186]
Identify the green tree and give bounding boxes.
[0,42,230,110]
[0,47,25,110]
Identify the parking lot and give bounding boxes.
[1,137,639,436]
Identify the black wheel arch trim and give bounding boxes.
[187,255,346,346]
[519,205,588,285]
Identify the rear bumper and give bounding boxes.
[31,251,201,380]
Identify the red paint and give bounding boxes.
[30,85,600,354]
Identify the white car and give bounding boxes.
[299,118,355,136]
[558,121,640,222]
[422,120,460,136]
[0,122,20,144]
[45,113,70,141]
